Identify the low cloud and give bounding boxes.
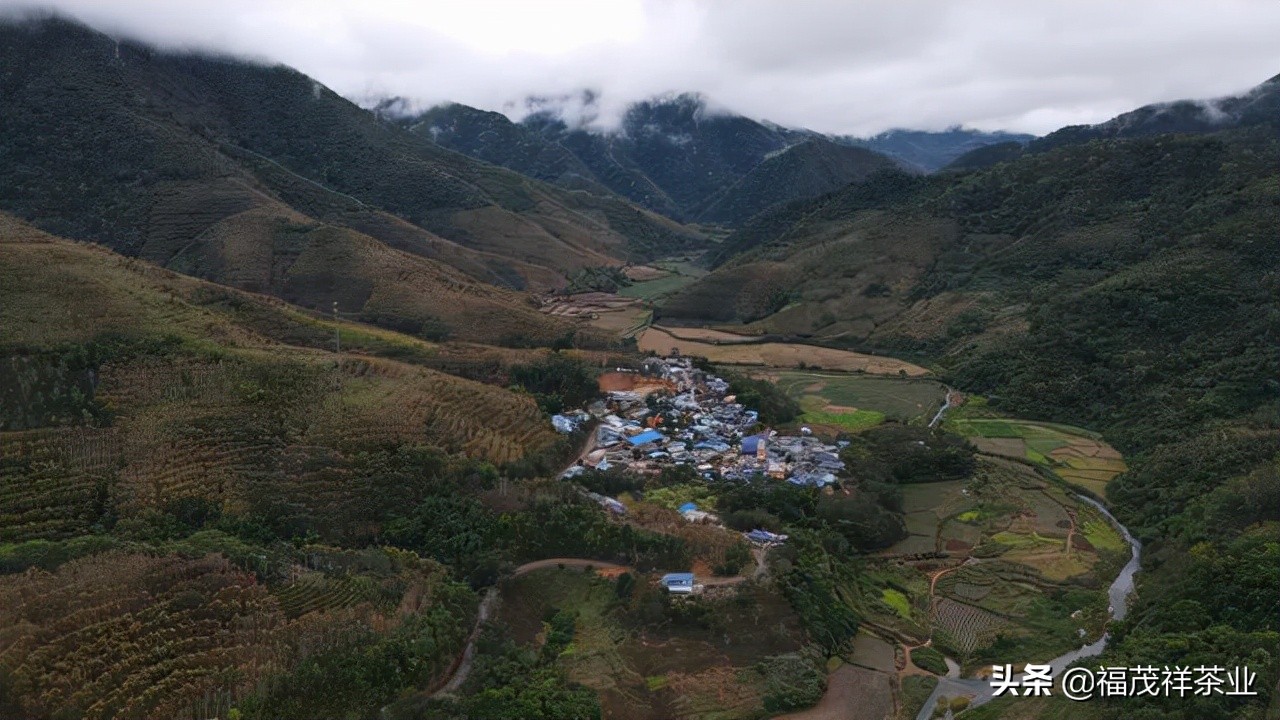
[7,0,1280,135]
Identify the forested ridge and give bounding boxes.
[662,116,1280,718]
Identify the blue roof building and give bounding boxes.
[740,433,768,455]
[627,430,666,446]
[659,572,696,593]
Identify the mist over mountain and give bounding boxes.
[0,15,705,343]
[944,73,1280,170]
[393,91,1027,225]
[3,8,1279,720]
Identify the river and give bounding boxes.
[914,496,1142,719]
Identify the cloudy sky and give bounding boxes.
[9,0,1280,135]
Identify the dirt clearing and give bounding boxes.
[774,664,894,720]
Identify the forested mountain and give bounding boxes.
[0,16,704,343]
[943,73,1280,170]
[659,103,1280,719]
[846,127,1035,171]
[400,93,1025,225]
[3,10,1277,719]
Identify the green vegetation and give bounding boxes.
[881,588,911,618]
[900,675,940,720]
[910,646,948,675]
[771,372,944,423]
[714,365,802,425]
[800,407,885,432]
[509,353,600,414]
[617,262,707,301]
[842,424,976,485]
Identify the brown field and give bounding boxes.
[624,265,672,282]
[655,325,766,343]
[540,292,652,337]
[774,664,895,720]
[637,326,930,376]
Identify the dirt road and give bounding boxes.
[431,558,629,697]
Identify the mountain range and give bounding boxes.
[0,16,707,344]
[394,93,1032,225]
[1,12,1278,720]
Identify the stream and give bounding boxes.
[928,387,954,428]
[914,496,1142,719]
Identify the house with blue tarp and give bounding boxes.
[740,433,769,455]
[659,572,696,594]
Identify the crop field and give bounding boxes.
[799,408,884,432]
[0,348,559,544]
[0,549,473,720]
[932,597,1012,654]
[637,325,931,375]
[777,373,944,422]
[761,371,945,429]
[887,481,973,556]
[619,259,707,301]
[497,567,810,720]
[946,417,1126,498]
[849,632,897,672]
[880,457,1122,667]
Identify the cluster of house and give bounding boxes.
[550,357,854,592]
[554,356,847,486]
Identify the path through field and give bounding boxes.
[429,548,767,699]
[430,558,629,697]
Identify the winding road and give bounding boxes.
[428,552,765,698]
[430,558,627,697]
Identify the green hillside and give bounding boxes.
[661,123,1280,719]
[0,17,705,304]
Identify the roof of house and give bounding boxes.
[627,430,666,446]
[740,434,768,454]
[660,572,695,585]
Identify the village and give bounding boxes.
[550,355,857,590]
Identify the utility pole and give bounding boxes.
[332,301,340,356]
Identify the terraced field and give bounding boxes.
[881,457,1121,667]
[946,415,1127,498]
[0,550,473,720]
[0,427,121,541]
[0,553,290,720]
[637,325,931,375]
[2,347,556,545]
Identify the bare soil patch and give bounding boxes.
[597,372,676,394]
[623,265,671,282]
[773,664,894,720]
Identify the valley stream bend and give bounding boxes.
[915,496,1142,719]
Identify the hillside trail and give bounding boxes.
[429,558,630,698]
[428,551,765,699]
